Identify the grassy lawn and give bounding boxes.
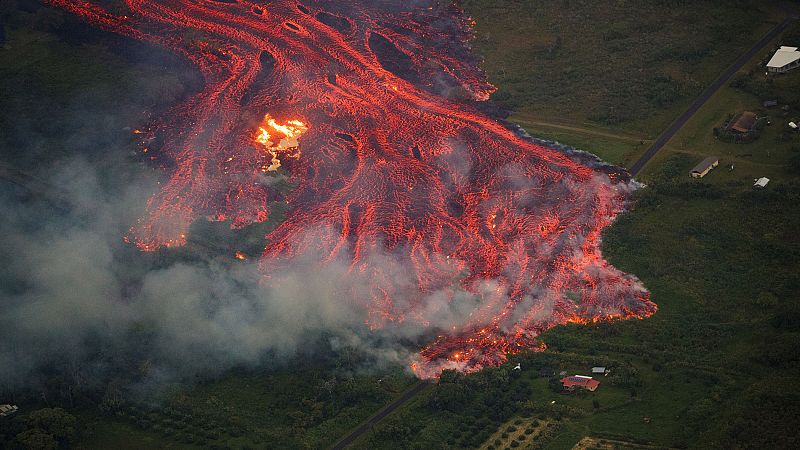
[462,0,784,165]
[509,112,650,167]
[645,29,800,181]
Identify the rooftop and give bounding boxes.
[767,46,800,68]
[561,376,601,390]
[691,156,719,174]
[754,177,770,188]
[730,111,757,133]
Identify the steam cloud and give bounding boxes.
[0,157,502,390]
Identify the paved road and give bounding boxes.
[629,16,796,176]
[329,381,432,450]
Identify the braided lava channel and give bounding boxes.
[47,0,657,378]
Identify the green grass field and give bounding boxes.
[647,36,800,182]
[462,0,784,165]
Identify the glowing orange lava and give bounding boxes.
[47,0,656,378]
[254,114,308,172]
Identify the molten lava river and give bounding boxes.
[49,0,657,378]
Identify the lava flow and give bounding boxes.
[255,114,307,172]
[48,0,656,378]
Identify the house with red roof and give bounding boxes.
[560,375,600,392]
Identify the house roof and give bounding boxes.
[731,111,757,133]
[561,376,601,390]
[592,366,606,373]
[754,177,770,188]
[767,46,800,69]
[691,156,719,174]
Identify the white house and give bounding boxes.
[754,177,770,188]
[767,46,800,73]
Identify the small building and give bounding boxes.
[690,156,720,178]
[767,46,800,74]
[561,375,600,392]
[729,111,758,134]
[591,366,607,374]
[763,100,779,108]
[0,404,18,417]
[754,177,770,188]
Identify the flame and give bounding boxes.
[234,251,248,260]
[254,114,308,172]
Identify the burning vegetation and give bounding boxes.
[46,0,656,378]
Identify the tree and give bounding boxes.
[547,377,563,393]
[16,429,58,450]
[25,408,77,447]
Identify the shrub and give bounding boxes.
[205,430,220,440]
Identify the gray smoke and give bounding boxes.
[0,155,493,391]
